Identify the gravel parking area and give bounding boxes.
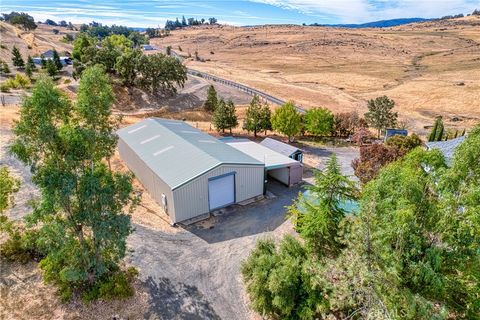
[301,145,360,181]
[127,180,302,320]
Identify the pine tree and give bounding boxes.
[435,119,444,141]
[0,61,10,75]
[243,95,264,137]
[204,85,218,112]
[213,99,238,134]
[364,96,398,138]
[46,60,57,77]
[260,103,272,135]
[40,54,47,69]
[25,62,33,78]
[52,49,63,70]
[11,46,24,68]
[428,118,439,142]
[213,99,227,133]
[26,55,37,72]
[428,116,445,142]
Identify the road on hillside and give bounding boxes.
[165,48,306,113]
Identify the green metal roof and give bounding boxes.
[117,118,263,190]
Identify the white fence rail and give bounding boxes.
[167,48,305,113]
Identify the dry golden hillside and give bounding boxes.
[153,16,480,133]
[0,22,74,61]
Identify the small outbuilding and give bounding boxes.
[224,138,303,187]
[260,137,303,163]
[117,119,265,224]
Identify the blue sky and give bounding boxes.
[2,0,479,28]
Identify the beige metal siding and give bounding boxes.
[268,164,303,186]
[268,167,290,185]
[118,139,176,219]
[289,165,303,185]
[172,165,264,222]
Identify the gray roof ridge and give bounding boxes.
[151,117,262,166]
[151,117,222,165]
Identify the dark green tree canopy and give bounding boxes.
[213,99,238,133]
[204,85,218,112]
[10,68,138,299]
[364,95,398,137]
[243,125,480,319]
[428,116,445,142]
[52,49,63,71]
[11,46,24,68]
[243,95,271,137]
[2,12,37,30]
[26,55,37,72]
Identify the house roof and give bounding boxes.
[260,137,301,157]
[425,136,466,165]
[117,119,263,190]
[224,138,300,170]
[41,49,55,58]
[385,129,408,140]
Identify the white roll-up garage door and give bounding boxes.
[208,173,235,210]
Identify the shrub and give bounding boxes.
[0,83,10,92]
[2,74,30,90]
[14,73,30,88]
[333,111,367,137]
[82,267,138,302]
[63,78,71,84]
[0,227,42,263]
[62,34,74,43]
[351,127,374,145]
[0,61,11,75]
[303,107,334,137]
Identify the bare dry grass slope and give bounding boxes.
[0,22,74,61]
[153,16,480,134]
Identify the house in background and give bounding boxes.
[32,49,72,65]
[425,135,466,166]
[260,137,303,163]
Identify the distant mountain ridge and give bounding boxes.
[312,18,430,28]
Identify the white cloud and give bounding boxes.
[251,0,480,23]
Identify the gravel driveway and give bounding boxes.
[126,144,358,320]
[126,180,302,320]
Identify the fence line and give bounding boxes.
[166,48,305,113]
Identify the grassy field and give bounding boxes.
[153,16,480,134]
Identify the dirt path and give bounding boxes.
[126,180,300,320]
[0,105,39,220]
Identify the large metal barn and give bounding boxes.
[117,118,265,224]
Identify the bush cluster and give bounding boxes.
[0,73,30,92]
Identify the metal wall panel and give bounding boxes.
[172,165,264,222]
[118,139,176,219]
[289,165,303,185]
[268,167,290,185]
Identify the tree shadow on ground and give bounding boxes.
[143,276,221,320]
